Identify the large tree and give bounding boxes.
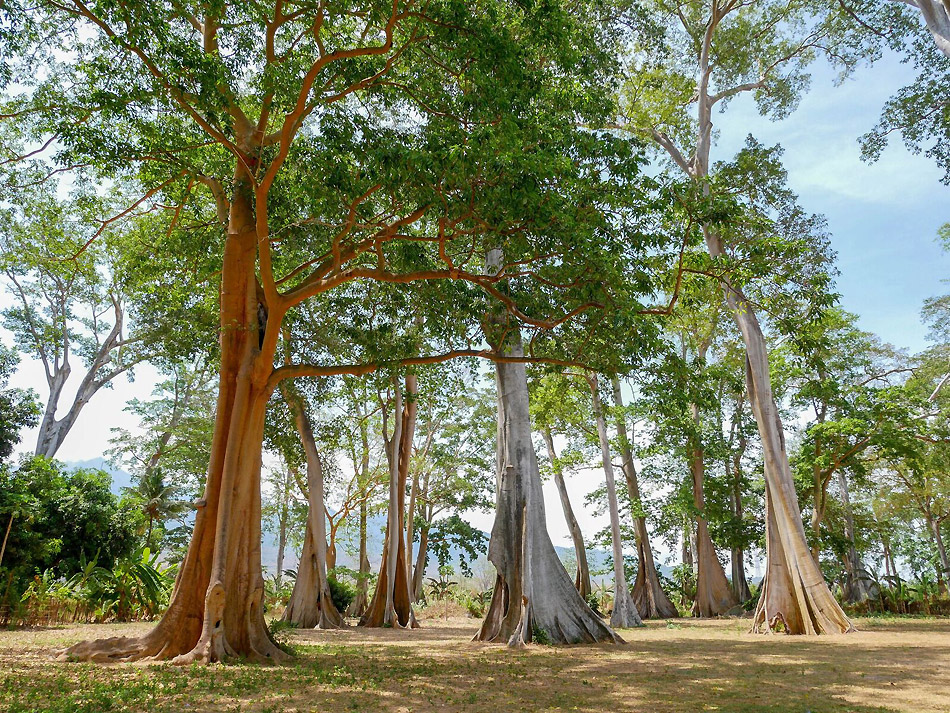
[2,0,665,662]
[618,2,856,631]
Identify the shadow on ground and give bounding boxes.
[0,616,947,712]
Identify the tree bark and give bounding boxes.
[411,521,430,602]
[63,178,289,661]
[837,470,877,604]
[610,376,678,619]
[730,470,752,603]
[346,497,370,618]
[361,377,418,628]
[475,250,621,647]
[588,374,642,629]
[723,307,853,634]
[541,428,591,599]
[688,423,738,617]
[281,389,344,629]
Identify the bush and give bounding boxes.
[9,548,174,626]
[268,618,298,653]
[585,592,602,615]
[328,575,356,613]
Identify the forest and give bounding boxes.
[0,0,948,711]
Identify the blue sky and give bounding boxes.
[714,52,950,355]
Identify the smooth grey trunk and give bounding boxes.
[275,471,290,589]
[34,300,131,459]
[837,470,877,603]
[281,390,344,629]
[475,249,622,647]
[729,473,752,603]
[410,472,432,602]
[727,405,752,603]
[929,516,950,582]
[406,468,419,586]
[346,498,370,617]
[542,428,591,599]
[681,522,694,610]
[382,386,404,626]
[589,374,642,629]
[411,521,429,602]
[610,376,677,619]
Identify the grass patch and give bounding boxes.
[0,617,947,712]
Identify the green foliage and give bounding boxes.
[327,575,356,614]
[426,565,458,602]
[266,618,298,655]
[0,457,143,594]
[427,516,487,579]
[12,548,173,626]
[0,344,38,459]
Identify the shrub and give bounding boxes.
[328,575,356,613]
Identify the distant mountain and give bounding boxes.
[66,457,135,494]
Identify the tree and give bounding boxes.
[0,457,142,590]
[619,1,855,632]
[782,309,919,604]
[361,373,418,629]
[127,468,188,551]
[0,181,214,459]
[475,270,625,646]
[588,372,643,629]
[405,368,493,602]
[530,371,595,599]
[611,376,679,618]
[0,344,39,463]
[853,0,950,182]
[2,0,668,662]
[280,381,344,630]
[885,0,950,56]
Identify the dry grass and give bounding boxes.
[0,616,947,712]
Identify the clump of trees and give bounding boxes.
[0,0,946,667]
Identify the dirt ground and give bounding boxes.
[0,615,947,712]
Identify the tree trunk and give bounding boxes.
[63,177,288,662]
[930,516,950,585]
[589,374,642,629]
[361,377,418,628]
[475,251,621,647]
[411,522,429,602]
[729,438,752,603]
[281,389,344,629]
[700,228,852,634]
[687,406,737,617]
[610,376,677,619]
[406,467,419,587]
[541,428,591,599]
[837,470,877,604]
[326,534,337,573]
[35,301,126,460]
[346,498,370,617]
[274,468,291,590]
[0,512,13,570]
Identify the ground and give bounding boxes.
[0,615,947,713]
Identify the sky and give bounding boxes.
[2,49,948,572]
